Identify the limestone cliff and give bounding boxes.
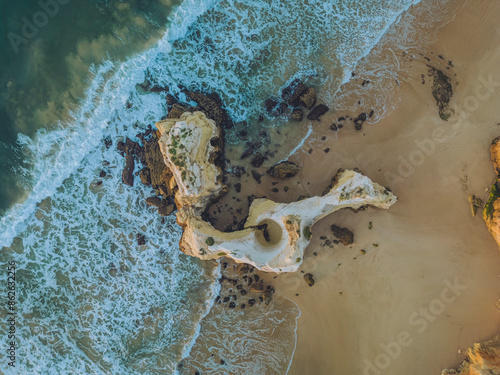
[156,111,226,214]
[483,137,500,247]
[442,336,500,375]
[443,138,500,374]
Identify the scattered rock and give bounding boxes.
[299,87,317,109]
[304,273,315,287]
[331,224,354,246]
[266,161,299,179]
[264,97,288,117]
[307,104,329,121]
[136,233,146,245]
[251,170,262,183]
[122,154,135,187]
[281,78,306,105]
[251,153,265,168]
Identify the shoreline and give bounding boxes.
[274,1,500,374]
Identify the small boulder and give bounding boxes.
[304,273,315,287]
[252,170,262,184]
[331,224,354,246]
[251,153,265,168]
[307,104,329,121]
[266,161,299,179]
[122,154,135,187]
[136,233,146,245]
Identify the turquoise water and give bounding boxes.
[0,0,436,373]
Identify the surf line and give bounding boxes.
[277,124,313,164]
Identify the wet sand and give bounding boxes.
[271,1,500,374]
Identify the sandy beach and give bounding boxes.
[266,1,500,374]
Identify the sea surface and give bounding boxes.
[0,0,447,374]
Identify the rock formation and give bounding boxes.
[483,137,500,246]
[156,110,397,273]
[443,138,500,374]
[442,336,500,375]
[178,171,395,272]
[156,111,226,213]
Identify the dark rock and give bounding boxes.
[307,104,329,121]
[271,187,279,193]
[251,170,262,184]
[264,97,288,117]
[136,233,146,245]
[331,224,354,246]
[281,79,306,105]
[251,153,265,168]
[304,273,315,287]
[428,66,453,121]
[248,298,256,307]
[167,103,189,119]
[324,148,330,153]
[291,108,303,121]
[185,91,234,129]
[362,80,370,87]
[234,183,241,193]
[158,204,175,216]
[330,124,338,131]
[223,296,230,303]
[145,196,162,208]
[254,275,260,282]
[241,144,258,160]
[228,302,236,309]
[103,136,112,149]
[240,289,247,296]
[122,154,135,187]
[145,138,171,189]
[267,161,299,179]
[99,170,107,178]
[299,87,317,109]
[139,168,151,186]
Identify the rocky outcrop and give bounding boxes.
[122,153,134,187]
[177,169,396,272]
[428,66,453,121]
[483,137,500,246]
[331,224,354,246]
[442,336,500,375]
[156,111,226,213]
[266,161,299,179]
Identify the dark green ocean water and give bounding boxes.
[0,0,180,215]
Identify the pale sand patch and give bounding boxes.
[276,1,500,374]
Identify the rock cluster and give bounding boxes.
[176,169,396,273]
[442,336,500,375]
[263,78,330,122]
